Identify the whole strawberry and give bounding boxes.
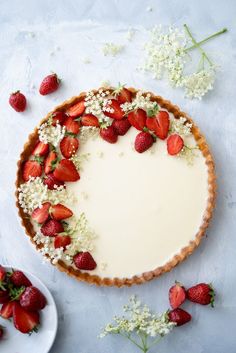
[134,131,154,153]
[10,270,32,287]
[100,126,118,144]
[187,283,215,307]
[112,118,131,136]
[168,308,191,326]
[9,91,27,112]
[39,73,60,95]
[41,219,64,237]
[20,286,47,311]
[73,252,97,271]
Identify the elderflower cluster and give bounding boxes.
[79,126,99,143]
[100,296,175,338]
[38,120,65,147]
[183,69,215,99]
[70,153,90,171]
[102,42,124,56]
[33,233,65,264]
[179,145,199,165]
[84,90,112,122]
[170,117,192,136]
[121,91,158,114]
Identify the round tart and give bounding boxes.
[16,87,216,287]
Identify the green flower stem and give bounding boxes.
[121,333,144,351]
[147,336,162,350]
[183,24,213,66]
[185,27,227,51]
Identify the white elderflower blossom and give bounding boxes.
[125,28,135,41]
[70,153,90,171]
[39,120,65,146]
[121,91,158,114]
[183,69,215,99]
[102,42,124,57]
[79,126,99,143]
[178,145,199,165]
[170,117,192,136]
[84,90,112,123]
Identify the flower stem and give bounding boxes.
[183,24,213,66]
[185,27,227,51]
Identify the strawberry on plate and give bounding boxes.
[20,286,47,311]
[116,87,132,104]
[66,100,85,118]
[10,270,32,287]
[50,204,73,220]
[169,282,187,309]
[39,73,60,95]
[54,235,71,249]
[60,136,79,159]
[32,141,49,157]
[73,252,97,271]
[128,109,147,130]
[167,134,184,155]
[44,151,58,174]
[9,91,27,112]
[51,111,67,126]
[22,159,43,182]
[0,301,15,319]
[81,114,100,127]
[187,283,215,307]
[104,99,124,120]
[43,173,65,190]
[63,116,80,134]
[146,110,170,139]
[13,302,40,334]
[134,131,154,153]
[112,118,131,136]
[31,202,51,224]
[41,219,64,237]
[53,159,80,182]
[168,308,191,326]
[100,126,118,143]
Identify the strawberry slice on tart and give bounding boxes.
[32,141,49,157]
[53,159,80,182]
[60,135,79,159]
[66,100,85,118]
[44,151,58,174]
[32,202,51,224]
[43,173,65,190]
[23,158,43,182]
[167,134,184,155]
[51,111,67,126]
[50,204,73,221]
[63,116,80,135]
[104,99,124,120]
[54,235,71,249]
[128,109,147,131]
[146,110,170,140]
[81,114,100,127]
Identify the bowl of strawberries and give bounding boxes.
[0,265,58,353]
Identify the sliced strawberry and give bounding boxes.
[73,252,97,271]
[22,160,43,182]
[168,308,191,326]
[43,173,65,190]
[167,134,184,155]
[63,116,80,134]
[31,202,51,224]
[13,302,40,334]
[112,118,131,136]
[146,110,170,139]
[81,114,100,127]
[44,151,58,174]
[41,219,64,237]
[51,111,67,126]
[54,235,71,249]
[32,141,49,157]
[50,204,73,220]
[128,109,147,130]
[116,87,132,104]
[104,99,124,120]
[10,270,32,287]
[67,100,85,118]
[53,159,80,182]
[0,301,15,319]
[20,286,46,311]
[0,265,6,282]
[169,282,187,309]
[100,126,118,143]
[60,136,79,159]
[134,131,154,153]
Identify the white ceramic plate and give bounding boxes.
[0,266,58,353]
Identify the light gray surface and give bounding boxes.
[0,1,236,352]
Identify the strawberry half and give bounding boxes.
[146,110,170,139]
[53,159,80,182]
[20,286,46,311]
[39,73,60,95]
[54,235,71,249]
[41,219,64,237]
[187,283,215,307]
[73,252,97,271]
[0,301,15,319]
[43,173,65,190]
[31,202,51,224]
[112,118,131,136]
[9,91,27,112]
[81,114,100,127]
[134,131,154,153]
[13,302,40,334]
[63,116,80,134]
[50,204,73,220]
[116,87,132,104]
[167,134,184,155]
[10,271,32,287]
[22,159,43,182]
[168,308,191,326]
[100,126,118,143]
[67,100,85,118]
[169,282,187,309]
[128,109,147,130]
[60,136,79,159]
[104,99,124,120]
[32,141,49,157]
[44,151,58,174]
[51,111,67,126]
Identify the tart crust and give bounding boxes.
[15,88,216,287]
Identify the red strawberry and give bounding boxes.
[0,325,4,340]
[54,235,71,249]
[134,131,154,153]
[0,265,6,281]
[112,118,131,136]
[10,271,32,287]
[0,301,15,319]
[20,286,46,311]
[167,134,184,156]
[22,160,43,182]
[31,202,51,224]
[44,151,58,174]
[50,204,73,220]
[53,159,80,182]
[63,116,80,134]
[104,99,123,120]
[32,141,49,157]
[100,126,118,143]
[60,136,79,159]
[168,308,191,326]
[128,109,147,130]
[13,302,40,334]
[39,73,60,95]
[146,110,170,139]
[41,219,64,237]
[169,282,187,309]
[116,87,132,104]
[0,290,9,304]
[187,283,215,306]
[67,100,85,118]
[51,111,67,126]
[81,114,99,127]
[43,173,65,190]
[9,91,27,112]
[73,252,97,271]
